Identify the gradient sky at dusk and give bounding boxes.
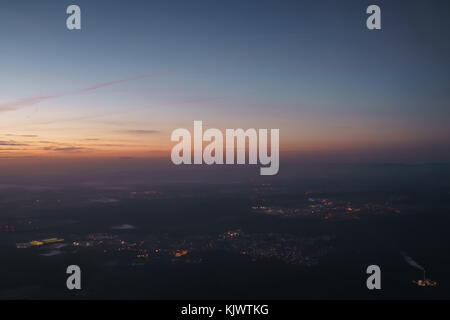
[0,0,449,162]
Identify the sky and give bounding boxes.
[0,0,449,163]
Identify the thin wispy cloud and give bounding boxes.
[160,97,222,106]
[72,75,154,94]
[0,140,29,146]
[4,133,38,137]
[0,74,157,113]
[0,96,54,112]
[31,114,106,125]
[43,146,88,152]
[117,129,161,135]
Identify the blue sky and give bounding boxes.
[0,0,449,161]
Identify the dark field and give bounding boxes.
[0,164,449,299]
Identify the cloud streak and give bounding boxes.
[0,96,54,112]
[4,134,38,137]
[0,140,29,146]
[0,74,157,113]
[43,146,87,152]
[117,129,161,135]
